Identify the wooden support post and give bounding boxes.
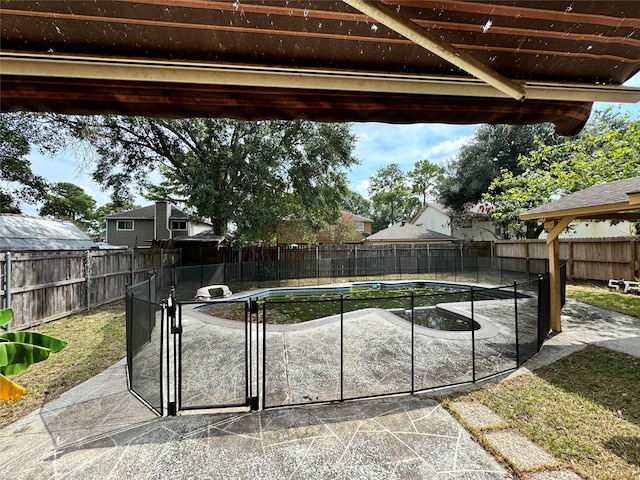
[547,234,562,332]
[545,216,573,333]
[631,239,637,281]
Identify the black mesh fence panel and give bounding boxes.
[412,289,474,391]
[126,295,164,415]
[178,300,249,410]
[472,285,518,381]
[262,298,343,408]
[517,279,541,365]
[341,294,413,399]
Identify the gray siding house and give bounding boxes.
[105,202,209,248]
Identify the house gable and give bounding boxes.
[411,203,452,236]
[105,201,206,248]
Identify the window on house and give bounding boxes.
[117,220,134,231]
[171,220,187,230]
[355,222,364,231]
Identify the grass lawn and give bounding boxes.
[0,301,126,428]
[449,345,640,479]
[566,284,640,318]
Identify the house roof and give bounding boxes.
[411,202,492,223]
[520,177,640,221]
[411,203,449,223]
[346,212,374,223]
[2,1,640,136]
[0,214,96,251]
[105,204,190,220]
[366,222,455,242]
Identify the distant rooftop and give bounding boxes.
[105,203,189,220]
[366,222,455,243]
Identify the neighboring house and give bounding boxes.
[278,211,374,246]
[0,214,97,251]
[554,219,636,239]
[316,212,374,244]
[411,201,634,241]
[411,202,499,242]
[364,221,455,245]
[104,201,210,248]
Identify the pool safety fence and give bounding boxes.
[125,265,566,416]
[149,254,550,302]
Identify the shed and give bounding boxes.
[0,214,96,252]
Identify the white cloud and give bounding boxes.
[426,135,473,162]
[349,122,477,196]
[351,178,370,198]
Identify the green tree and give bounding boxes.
[368,163,419,231]
[439,123,559,212]
[342,190,371,217]
[39,182,97,232]
[486,109,640,238]
[56,116,357,244]
[0,113,51,212]
[327,211,357,244]
[408,158,444,206]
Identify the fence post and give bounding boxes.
[411,291,415,393]
[85,250,92,310]
[4,252,11,331]
[355,245,358,277]
[131,249,135,286]
[514,281,520,367]
[471,286,476,383]
[340,294,344,402]
[393,244,397,276]
[160,248,164,290]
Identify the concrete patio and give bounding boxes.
[0,299,637,479]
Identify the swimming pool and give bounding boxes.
[197,281,502,332]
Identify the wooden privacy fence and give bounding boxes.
[0,249,179,330]
[494,238,640,282]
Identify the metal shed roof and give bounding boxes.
[0,214,96,251]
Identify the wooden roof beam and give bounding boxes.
[342,0,526,101]
[4,52,638,103]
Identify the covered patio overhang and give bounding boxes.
[1,1,640,135]
[1,2,640,331]
[521,177,640,333]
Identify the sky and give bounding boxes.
[21,74,640,217]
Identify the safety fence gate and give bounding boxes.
[126,271,564,417]
[171,297,261,413]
